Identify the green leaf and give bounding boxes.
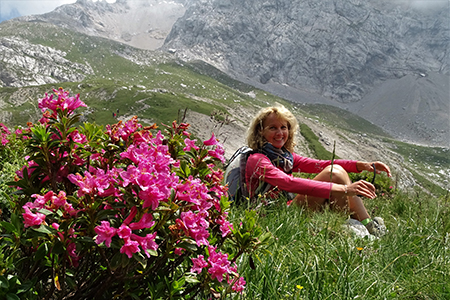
[16,280,33,294]
[6,293,20,300]
[0,222,16,234]
[35,242,49,260]
[37,208,54,216]
[185,275,200,284]
[0,276,9,289]
[258,232,272,244]
[177,241,197,252]
[96,209,117,220]
[77,236,96,245]
[52,240,65,255]
[32,225,56,235]
[180,160,191,177]
[171,277,185,293]
[146,249,158,257]
[110,252,124,270]
[11,213,21,234]
[135,252,147,268]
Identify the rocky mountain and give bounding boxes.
[163,0,449,147]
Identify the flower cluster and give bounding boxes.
[0,123,10,146]
[9,89,262,299]
[191,246,246,292]
[38,87,87,115]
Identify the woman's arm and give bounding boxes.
[291,153,359,174]
[246,153,333,199]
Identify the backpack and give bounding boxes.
[223,146,272,202]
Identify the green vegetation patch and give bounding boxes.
[300,104,390,137]
[299,123,336,160]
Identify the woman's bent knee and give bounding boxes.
[316,165,349,184]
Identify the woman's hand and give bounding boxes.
[332,181,376,199]
[356,161,392,177]
[346,181,376,199]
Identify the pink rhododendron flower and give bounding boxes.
[38,88,86,114]
[0,123,10,146]
[207,246,230,282]
[176,177,213,211]
[177,211,210,247]
[120,165,140,187]
[123,206,138,225]
[120,238,140,258]
[139,187,166,210]
[130,233,158,258]
[67,172,96,197]
[67,242,80,268]
[63,203,78,217]
[208,143,225,163]
[203,133,219,146]
[22,207,46,228]
[106,116,142,142]
[216,215,234,237]
[230,276,246,292]
[69,130,88,144]
[52,191,67,207]
[129,213,155,230]
[117,224,132,239]
[191,255,208,274]
[94,221,117,247]
[227,264,246,292]
[183,138,199,152]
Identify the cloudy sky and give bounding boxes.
[0,0,115,21]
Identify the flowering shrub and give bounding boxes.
[0,123,10,146]
[0,88,270,299]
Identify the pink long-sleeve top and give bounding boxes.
[245,152,360,199]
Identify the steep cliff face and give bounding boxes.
[163,0,449,146]
[164,0,448,102]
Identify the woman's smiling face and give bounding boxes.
[262,113,289,149]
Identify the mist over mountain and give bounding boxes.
[2,0,449,147]
[0,7,21,23]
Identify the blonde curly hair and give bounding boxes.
[246,106,298,152]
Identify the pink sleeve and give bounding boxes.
[291,153,359,174]
[246,153,359,199]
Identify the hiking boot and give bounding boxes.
[366,217,387,237]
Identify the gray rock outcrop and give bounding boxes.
[0,36,93,87]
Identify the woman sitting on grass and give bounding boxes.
[245,106,391,237]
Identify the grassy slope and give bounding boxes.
[232,192,450,299]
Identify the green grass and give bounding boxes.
[298,104,390,138]
[299,123,336,160]
[231,191,450,299]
